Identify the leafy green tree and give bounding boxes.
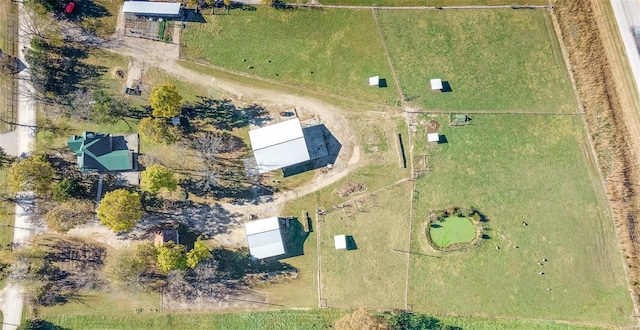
[149,83,182,118]
[93,90,127,124]
[141,165,177,194]
[186,240,211,269]
[96,189,144,232]
[43,199,94,233]
[156,242,187,273]
[52,177,83,202]
[138,117,179,144]
[105,242,161,291]
[204,0,216,14]
[8,154,56,194]
[383,310,451,330]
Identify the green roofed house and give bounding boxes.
[68,132,138,172]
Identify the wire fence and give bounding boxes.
[2,0,18,131]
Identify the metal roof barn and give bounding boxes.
[245,217,285,259]
[249,118,311,174]
[122,1,181,17]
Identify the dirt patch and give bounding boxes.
[334,181,366,198]
[554,0,640,315]
[126,60,145,88]
[111,66,126,80]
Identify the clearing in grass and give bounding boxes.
[181,7,399,106]
[378,9,576,112]
[409,114,633,325]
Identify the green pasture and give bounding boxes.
[319,182,413,309]
[318,0,548,6]
[378,9,576,112]
[409,114,633,325]
[429,216,476,247]
[181,7,399,106]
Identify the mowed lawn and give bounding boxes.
[182,8,399,106]
[378,9,576,112]
[430,216,476,247]
[409,115,633,325]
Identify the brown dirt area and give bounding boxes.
[553,0,640,320]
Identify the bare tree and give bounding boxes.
[192,132,225,164]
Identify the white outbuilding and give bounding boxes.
[430,78,443,91]
[122,1,182,18]
[334,235,347,250]
[427,133,440,143]
[245,217,285,259]
[249,118,322,174]
[369,76,380,87]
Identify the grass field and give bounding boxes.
[409,114,633,325]
[42,309,345,330]
[430,216,476,247]
[318,0,548,6]
[378,9,576,112]
[320,182,412,309]
[39,309,613,330]
[181,8,399,106]
[0,168,13,247]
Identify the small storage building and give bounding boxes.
[122,1,181,18]
[245,217,285,259]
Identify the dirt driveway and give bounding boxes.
[72,17,363,249]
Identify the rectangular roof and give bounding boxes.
[245,217,285,259]
[245,217,280,236]
[249,118,304,151]
[253,137,310,173]
[122,1,181,16]
[249,119,311,174]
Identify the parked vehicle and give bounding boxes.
[64,2,75,14]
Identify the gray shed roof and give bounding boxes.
[249,119,311,174]
[245,217,285,259]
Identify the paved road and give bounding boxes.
[611,0,640,99]
[2,2,38,330]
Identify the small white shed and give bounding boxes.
[430,78,443,91]
[245,217,285,259]
[427,133,439,143]
[369,76,380,87]
[334,235,347,250]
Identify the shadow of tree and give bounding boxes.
[68,0,109,23]
[213,247,295,280]
[182,98,271,131]
[123,202,243,240]
[27,40,106,97]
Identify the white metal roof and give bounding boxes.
[253,137,310,173]
[427,133,439,142]
[122,1,181,16]
[430,78,443,90]
[369,76,379,86]
[245,217,285,259]
[334,235,346,249]
[249,118,304,150]
[249,119,311,174]
[245,217,280,236]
